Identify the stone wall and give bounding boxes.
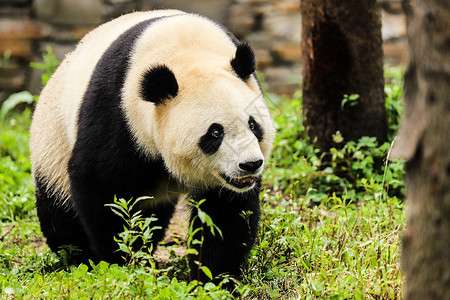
[0,0,405,97]
[228,0,301,95]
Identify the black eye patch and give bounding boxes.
[249,116,263,142]
[199,123,224,155]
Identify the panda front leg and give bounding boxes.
[68,184,129,264]
[188,181,261,284]
[69,177,177,265]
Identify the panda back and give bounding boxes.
[61,10,185,146]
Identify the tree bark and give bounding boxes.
[391,1,450,299]
[300,0,387,151]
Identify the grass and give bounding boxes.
[246,191,404,299]
[0,68,405,299]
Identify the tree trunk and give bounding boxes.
[391,1,450,299]
[300,0,387,151]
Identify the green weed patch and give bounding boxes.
[0,68,405,299]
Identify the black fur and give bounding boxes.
[189,179,261,284]
[249,116,264,142]
[141,65,178,105]
[204,16,261,89]
[35,173,94,264]
[198,123,224,155]
[231,43,256,81]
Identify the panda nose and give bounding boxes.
[239,159,263,173]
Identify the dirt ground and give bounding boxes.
[154,202,190,263]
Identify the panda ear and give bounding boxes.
[140,65,178,105]
[231,42,256,81]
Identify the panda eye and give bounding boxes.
[248,116,263,142]
[199,123,224,154]
[211,128,223,138]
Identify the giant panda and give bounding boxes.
[30,10,275,283]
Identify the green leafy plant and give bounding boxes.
[265,82,405,204]
[341,93,360,109]
[385,79,404,141]
[29,45,60,87]
[106,196,161,268]
[0,91,34,119]
[0,109,34,221]
[0,46,61,118]
[0,50,11,68]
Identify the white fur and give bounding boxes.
[30,10,275,204]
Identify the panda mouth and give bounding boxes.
[220,174,257,189]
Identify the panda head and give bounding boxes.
[129,42,275,193]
